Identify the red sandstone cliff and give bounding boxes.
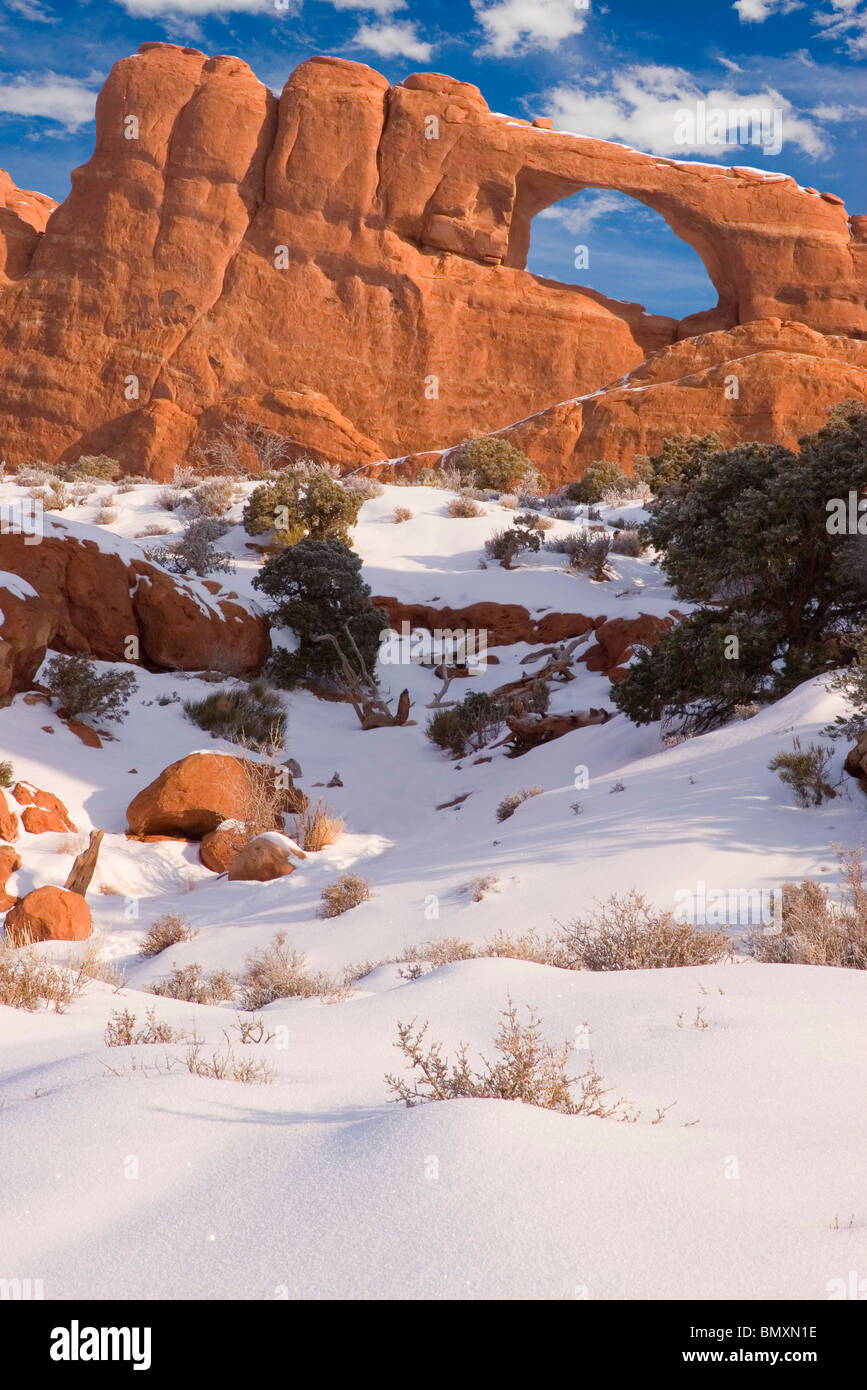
[0,44,864,482]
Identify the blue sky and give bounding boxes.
[0,0,864,318]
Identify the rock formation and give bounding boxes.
[127,752,305,839]
[5,884,91,943]
[0,44,864,483]
[0,516,270,685]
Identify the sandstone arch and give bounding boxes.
[0,45,863,480]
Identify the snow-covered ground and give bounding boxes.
[0,475,865,1300]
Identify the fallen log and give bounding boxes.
[501,708,612,755]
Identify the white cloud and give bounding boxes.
[114,0,285,15]
[352,20,433,60]
[472,0,588,57]
[540,65,831,159]
[5,0,57,21]
[537,190,647,233]
[733,0,802,20]
[814,0,867,56]
[733,0,867,57]
[0,72,97,130]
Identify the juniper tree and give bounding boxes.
[612,402,867,732]
[253,538,388,689]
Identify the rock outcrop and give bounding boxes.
[12,781,76,834]
[0,842,20,911]
[226,831,306,882]
[0,45,863,482]
[4,884,91,943]
[127,752,305,839]
[0,573,57,702]
[0,515,269,677]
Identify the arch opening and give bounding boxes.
[519,186,720,323]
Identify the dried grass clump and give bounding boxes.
[561,891,731,970]
[147,962,237,1004]
[768,738,836,807]
[393,506,413,523]
[609,526,644,557]
[0,944,88,1012]
[294,797,344,851]
[447,495,483,518]
[105,1006,191,1047]
[318,873,372,919]
[182,1041,274,1085]
[386,998,632,1118]
[496,785,542,822]
[343,475,385,500]
[240,932,352,1007]
[748,848,867,969]
[139,912,199,958]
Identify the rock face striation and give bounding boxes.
[0,44,864,483]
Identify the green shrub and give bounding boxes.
[769,738,836,807]
[484,523,542,569]
[65,454,120,482]
[183,680,287,750]
[243,470,360,547]
[565,461,629,504]
[426,684,547,757]
[450,437,534,492]
[149,517,235,576]
[44,653,137,723]
[254,538,389,690]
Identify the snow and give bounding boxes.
[0,476,865,1299]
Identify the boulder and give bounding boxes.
[581,615,675,674]
[127,753,306,839]
[844,734,867,790]
[0,46,863,481]
[0,787,19,842]
[0,516,270,677]
[4,885,91,943]
[0,573,58,701]
[0,842,21,911]
[12,782,76,834]
[200,822,248,873]
[227,832,306,882]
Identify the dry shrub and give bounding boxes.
[318,873,372,919]
[140,912,199,957]
[748,848,867,968]
[343,475,385,500]
[294,797,344,851]
[496,785,542,822]
[95,503,118,525]
[105,1006,190,1047]
[182,1041,274,1084]
[136,523,172,538]
[240,932,350,1007]
[148,962,237,1004]
[64,935,125,989]
[468,873,500,902]
[768,738,836,807]
[393,506,413,523]
[447,496,483,518]
[186,477,236,519]
[386,998,632,1118]
[0,944,88,1012]
[610,526,644,556]
[403,929,567,973]
[562,891,731,970]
